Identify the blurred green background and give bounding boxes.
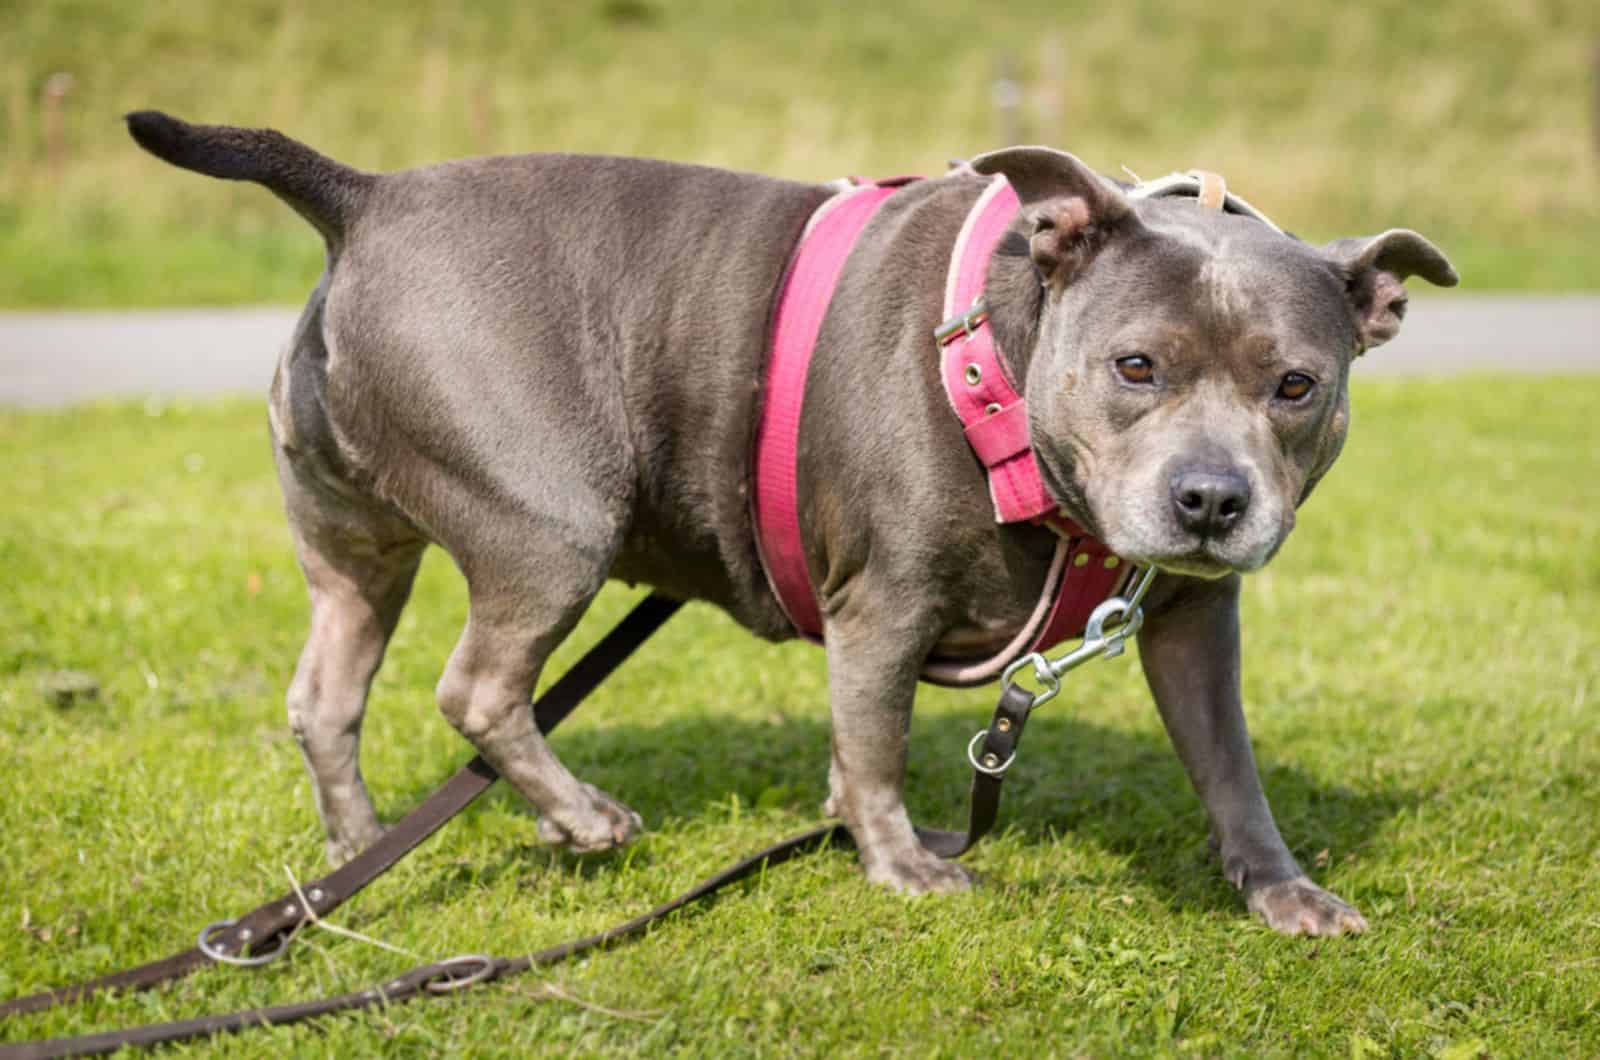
[2,0,1597,306]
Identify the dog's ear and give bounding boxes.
[1321,229,1458,353]
[970,146,1137,287]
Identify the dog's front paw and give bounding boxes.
[536,782,643,853]
[1247,876,1368,937]
[863,845,974,895]
[324,821,384,867]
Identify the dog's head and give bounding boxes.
[972,147,1457,579]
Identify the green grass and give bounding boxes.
[1,378,1597,1057]
[2,0,1598,305]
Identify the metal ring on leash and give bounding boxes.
[422,954,497,994]
[967,731,1016,777]
[197,919,290,967]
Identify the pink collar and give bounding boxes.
[936,178,1081,530]
[752,175,1127,687]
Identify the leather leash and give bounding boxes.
[0,596,1034,1059]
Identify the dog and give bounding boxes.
[127,111,1456,937]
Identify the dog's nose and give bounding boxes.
[1170,468,1251,537]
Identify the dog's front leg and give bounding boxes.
[1137,574,1367,936]
[821,592,973,895]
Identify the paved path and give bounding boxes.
[1,296,1596,407]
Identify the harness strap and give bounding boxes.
[752,182,904,637]
[937,178,1062,526]
[1191,169,1227,211]
[920,176,1127,686]
[750,175,1125,686]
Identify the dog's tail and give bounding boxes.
[125,110,372,244]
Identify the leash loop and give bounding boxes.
[195,920,290,968]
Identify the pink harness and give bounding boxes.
[752,175,1127,687]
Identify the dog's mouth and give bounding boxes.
[1119,536,1275,581]
[1072,473,1289,581]
[1147,553,1237,580]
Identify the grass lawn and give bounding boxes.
[2,0,1598,305]
[0,377,1596,1056]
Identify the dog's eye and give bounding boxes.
[1115,355,1156,384]
[1276,372,1315,401]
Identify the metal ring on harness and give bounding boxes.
[197,919,291,967]
[422,954,497,994]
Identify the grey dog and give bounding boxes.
[128,110,1456,937]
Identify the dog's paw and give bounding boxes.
[1247,876,1368,937]
[324,822,384,867]
[536,782,643,853]
[864,846,974,895]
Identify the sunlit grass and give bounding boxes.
[1,377,1597,1056]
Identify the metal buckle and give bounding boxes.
[197,919,291,967]
[933,297,989,346]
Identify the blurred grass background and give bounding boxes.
[2,0,1597,306]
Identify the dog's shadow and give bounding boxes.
[391,707,1417,915]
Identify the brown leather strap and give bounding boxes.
[1190,169,1227,211]
[917,681,1032,857]
[1,610,1036,1060]
[0,824,853,1059]
[0,593,683,1022]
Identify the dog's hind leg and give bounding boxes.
[431,482,642,854]
[279,463,426,865]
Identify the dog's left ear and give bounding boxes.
[970,146,1138,287]
[1321,229,1458,353]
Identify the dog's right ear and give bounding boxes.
[970,146,1137,287]
[1321,229,1459,353]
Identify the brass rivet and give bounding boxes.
[1104,556,1120,569]
[984,401,1002,415]
[996,718,1012,733]
[964,364,982,386]
[1073,552,1090,567]
[982,753,999,768]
